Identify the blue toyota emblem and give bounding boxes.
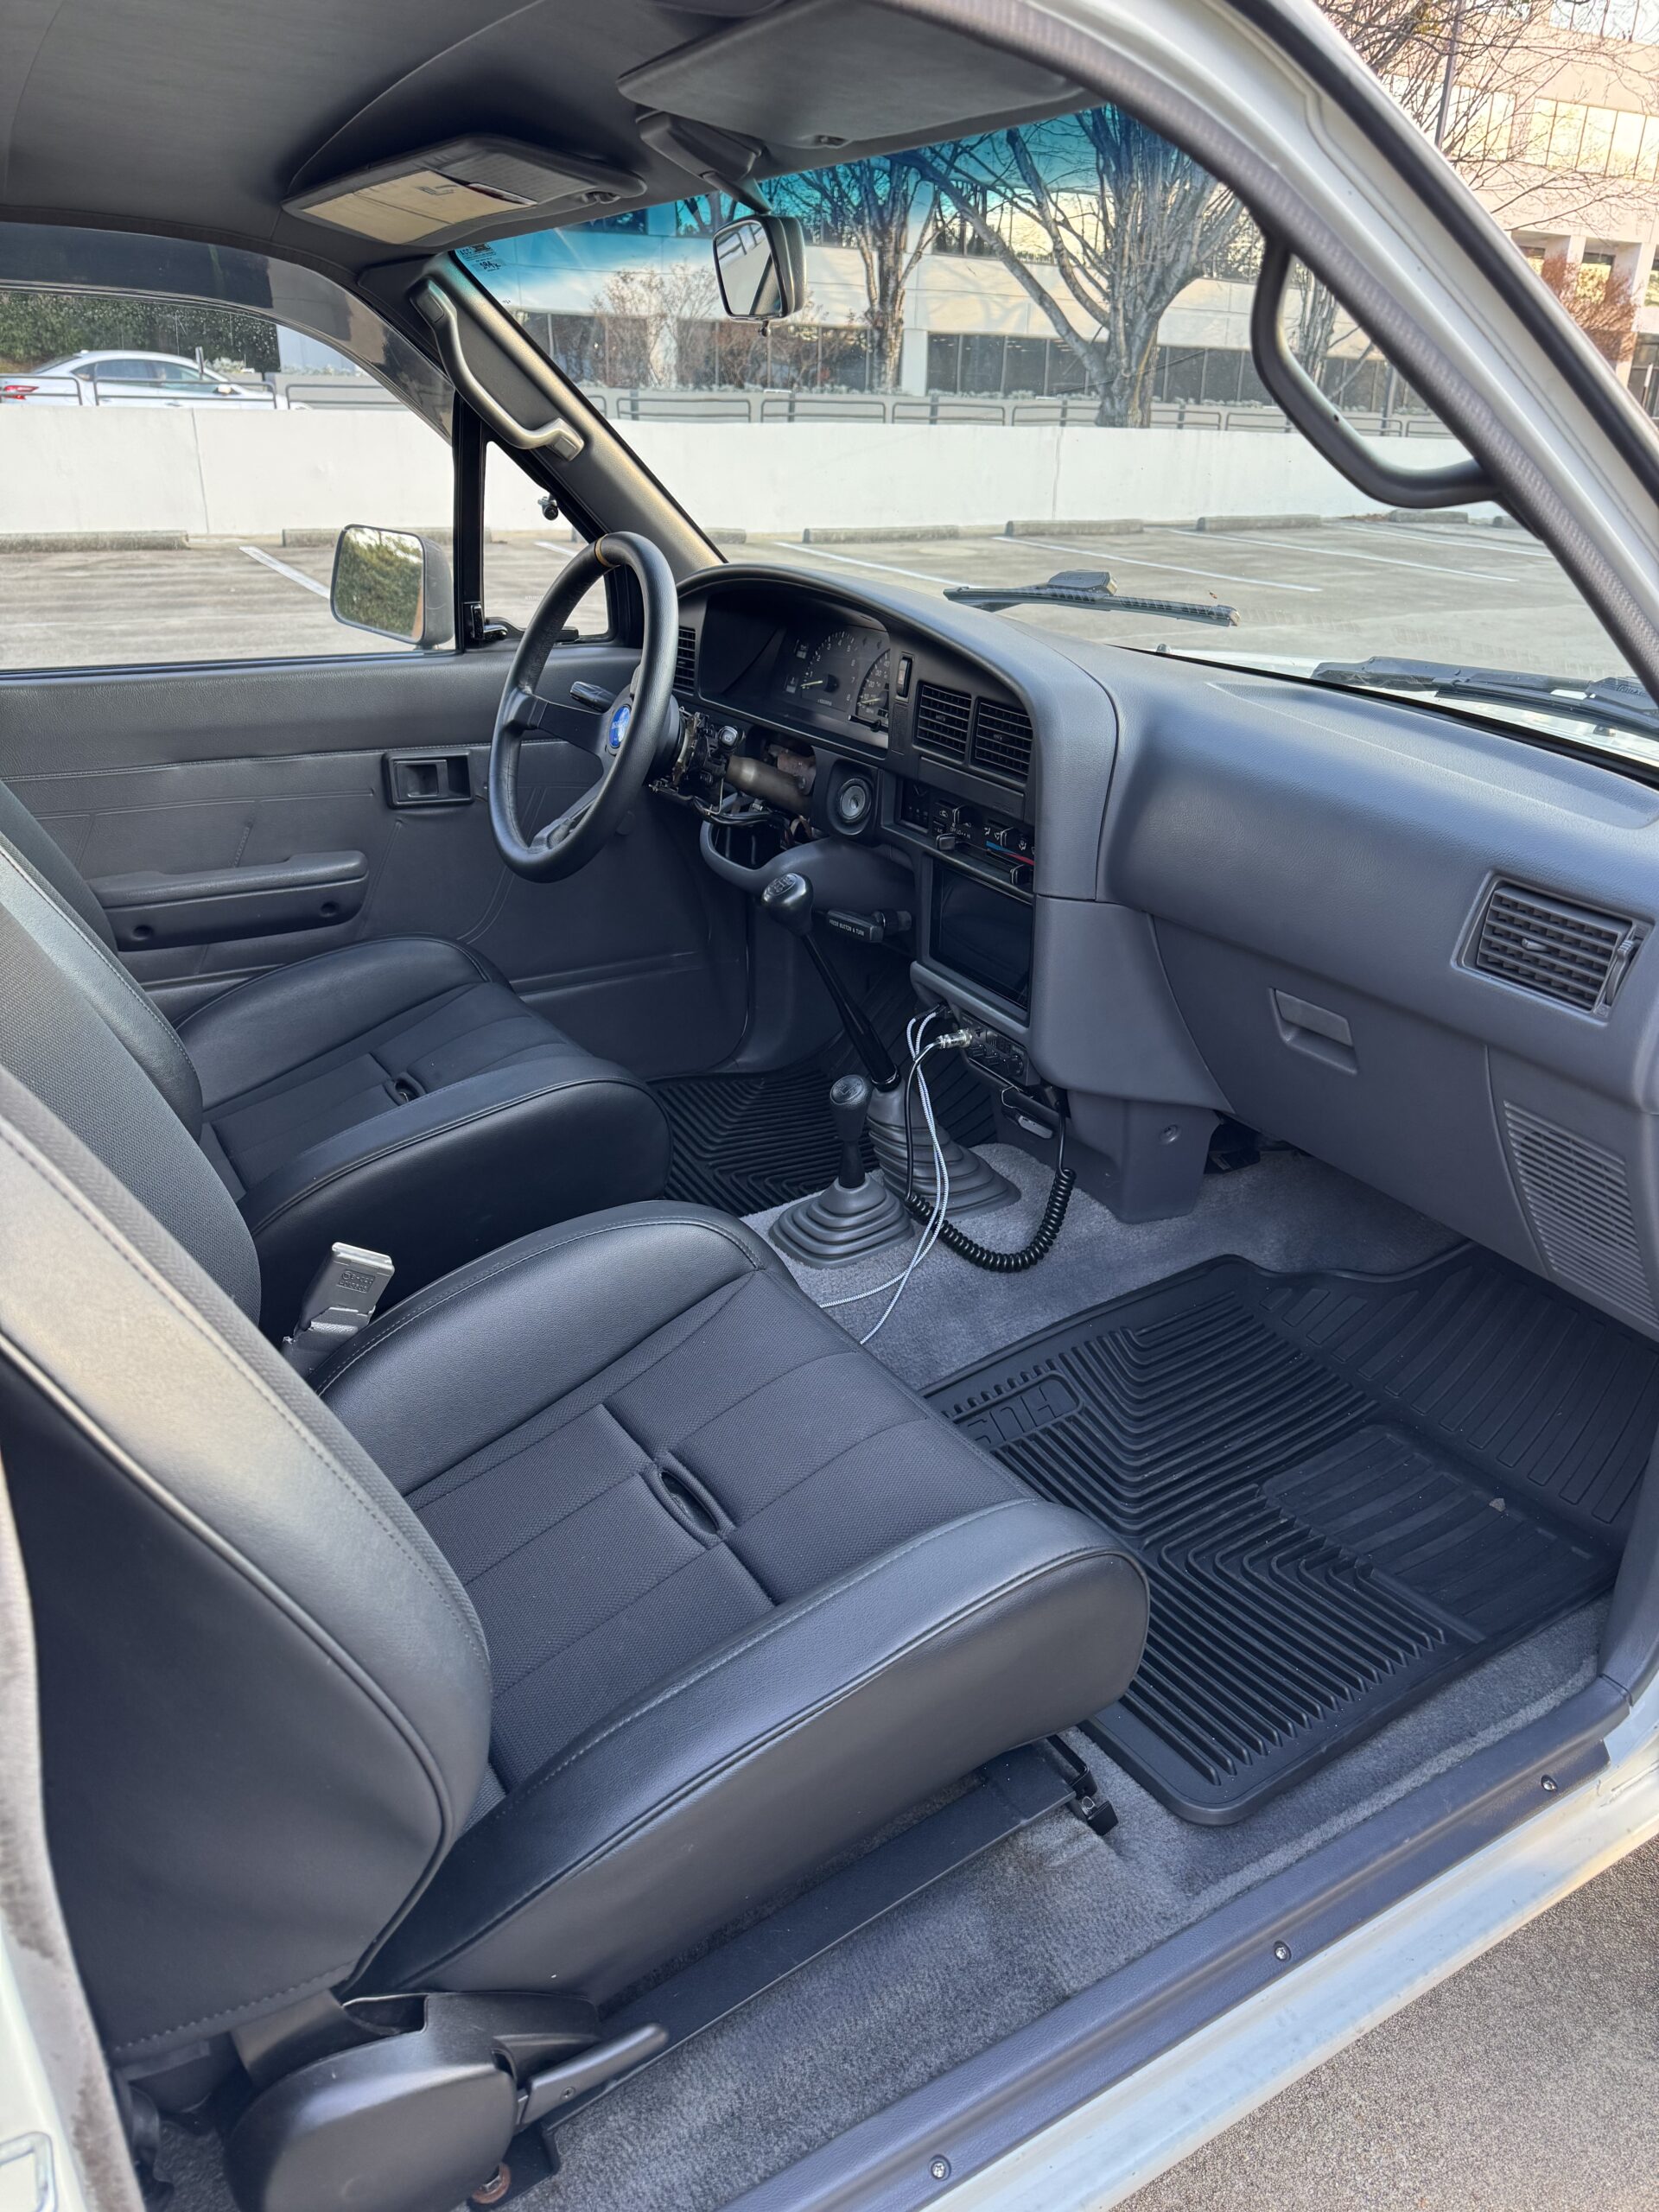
[607,700,632,752]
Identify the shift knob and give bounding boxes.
[760,869,814,938]
[829,1071,871,1190]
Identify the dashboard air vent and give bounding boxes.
[1471,882,1641,1014]
[674,625,697,694]
[970,696,1034,784]
[1503,1103,1658,1327]
[913,682,972,765]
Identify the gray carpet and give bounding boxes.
[745,1142,1460,1391]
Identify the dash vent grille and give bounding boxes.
[912,681,972,765]
[673,625,697,694]
[970,696,1034,784]
[1503,1103,1658,1327]
[1472,882,1639,1013]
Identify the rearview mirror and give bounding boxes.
[330,524,454,649]
[712,214,805,321]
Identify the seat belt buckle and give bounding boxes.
[283,1243,395,1379]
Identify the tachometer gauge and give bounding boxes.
[854,648,890,731]
[795,626,864,705]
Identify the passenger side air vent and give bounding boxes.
[1503,1103,1658,1327]
[674,625,697,694]
[1470,882,1642,1014]
[912,682,972,765]
[970,696,1034,785]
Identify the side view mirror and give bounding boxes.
[330,524,454,649]
[712,214,805,321]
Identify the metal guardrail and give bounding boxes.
[6,372,281,408]
[580,385,1452,435]
[3,370,410,410]
[270,376,400,410]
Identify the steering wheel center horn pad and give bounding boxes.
[489,531,681,881]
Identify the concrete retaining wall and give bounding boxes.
[0,408,1465,540]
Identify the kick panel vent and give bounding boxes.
[970,696,1034,784]
[674,625,697,694]
[1471,881,1640,1013]
[912,681,972,764]
[1503,1103,1658,1327]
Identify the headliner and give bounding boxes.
[0,0,1081,289]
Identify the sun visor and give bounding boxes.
[286,138,644,247]
[618,0,1081,150]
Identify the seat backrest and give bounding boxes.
[0,1065,492,2072]
[0,774,119,948]
[0,782,254,1308]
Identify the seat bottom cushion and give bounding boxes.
[321,1205,1148,2002]
[177,938,670,1325]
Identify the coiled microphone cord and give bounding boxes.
[902,1139,1075,1271]
[898,1014,1076,1271]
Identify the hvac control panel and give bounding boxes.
[896,779,1035,889]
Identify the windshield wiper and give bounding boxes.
[944,568,1239,629]
[1308,656,1659,743]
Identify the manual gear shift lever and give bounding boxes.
[830,1072,873,1190]
[759,868,814,937]
[769,1069,911,1268]
[759,871,899,1091]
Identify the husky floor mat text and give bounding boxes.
[930,1249,1651,1820]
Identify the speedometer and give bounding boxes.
[854,649,890,731]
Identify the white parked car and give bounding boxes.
[0,347,277,404]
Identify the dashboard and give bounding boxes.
[658,561,1659,1351]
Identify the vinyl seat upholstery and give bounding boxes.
[0,779,1149,2093]
[315,1203,1144,2000]
[0,778,670,1326]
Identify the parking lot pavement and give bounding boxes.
[0,518,1628,681]
[1124,1836,1659,2212]
[768,518,1619,676]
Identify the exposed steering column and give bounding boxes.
[488,531,681,881]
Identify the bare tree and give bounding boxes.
[1541,243,1639,361]
[1291,0,1659,384]
[591,260,720,388]
[912,112,1240,424]
[778,158,938,389]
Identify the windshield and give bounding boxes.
[458,107,1651,762]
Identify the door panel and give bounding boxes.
[0,644,748,1077]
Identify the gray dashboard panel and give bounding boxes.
[1071,645,1659,1332]
[677,563,1659,1334]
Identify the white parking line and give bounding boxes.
[1332,521,1552,562]
[778,543,963,587]
[535,541,575,558]
[1199,530,1519,583]
[238,544,328,598]
[1014,534,1320,594]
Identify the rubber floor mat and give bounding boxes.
[658,972,995,1217]
[929,1249,1656,1821]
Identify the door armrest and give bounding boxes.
[90,852,369,949]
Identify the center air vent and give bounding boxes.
[1470,882,1642,1014]
[674,625,697,694]
[912,682,972,765]
[970,696,1033,785]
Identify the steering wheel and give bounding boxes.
[489,531,680,881]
